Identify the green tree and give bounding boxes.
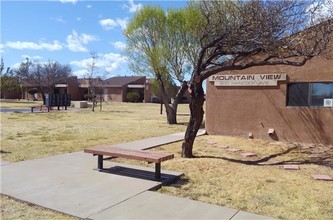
[125,6,198,124]
[180,0,333,157]
[0,58,21,99]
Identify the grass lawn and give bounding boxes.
[0,101,189,162]
[0,100,43,108]
[1,100,332,220]
[154,136,333,220]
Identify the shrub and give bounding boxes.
[126,92,140,103]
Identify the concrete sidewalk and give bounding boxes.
[113,129,206,150]
[1,132,274,219]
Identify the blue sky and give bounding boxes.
[1,0,187,78]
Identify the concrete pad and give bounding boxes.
[113,129,206,150]
[312,174,333,181]
[231,211,275,220]
[283,165,300,170]
[0,159,11,166]
[1,152,182,218]
[90,191,239,219]
[240,152,257,158]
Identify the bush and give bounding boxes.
[126,92,140,103]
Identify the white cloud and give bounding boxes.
[112,41,126,50]
[99,18,129,31]
[0,43,4,53]
[59,0,78,4]
[99,19,118,31]
[123,0,142,13]
[116,18,129,30]
[308,0,333,24]
[51,16,66,23]
[11,62,22,69]
[66,30,99,52]
[72,69,87,77]
[70,52,128,76]
[86,5,92,8]
[21,55,43,60]
[6,41,63,51]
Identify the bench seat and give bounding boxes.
[30,105,52,112]
[84,146,174,179]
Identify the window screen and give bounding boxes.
[287,83,309,106]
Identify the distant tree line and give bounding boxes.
[0,58,73,100]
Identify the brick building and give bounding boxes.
[206,39,333,144]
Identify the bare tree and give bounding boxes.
[86,52,98,111]
[84,52,109,111]
[16,59,72,100]
[181,0,333,157]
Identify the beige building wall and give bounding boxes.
[206,56,333,144]
[105,87,124,102]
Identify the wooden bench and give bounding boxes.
[84,146,174,179]
[30,105,52,112]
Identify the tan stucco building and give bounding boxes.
[20,76,149,102]
[206,54,333,145]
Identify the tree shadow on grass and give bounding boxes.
[195,146,332,167]
[0,150,11,154]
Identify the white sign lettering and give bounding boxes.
[209,74,286,86]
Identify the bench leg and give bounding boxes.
[155,163,161,179]
[98,155,103,170]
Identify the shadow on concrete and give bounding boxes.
[99,166,182,187]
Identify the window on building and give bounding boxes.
[287,82,333,107]
[287,83,309,106]
[311,83,333,106]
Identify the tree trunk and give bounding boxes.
[157,77,177,124]
[165,104,177,124]
[181,77,205,158]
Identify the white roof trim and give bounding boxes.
[127,85,145,88]
[55,84,68,88]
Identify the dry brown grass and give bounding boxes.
[0,100,42,108]
[1,101,332,220]
[0,102,189,162]
[0,101,190,219]
[153,136,333,220]
[0,195,77,220]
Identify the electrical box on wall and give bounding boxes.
[324,99,333,107]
